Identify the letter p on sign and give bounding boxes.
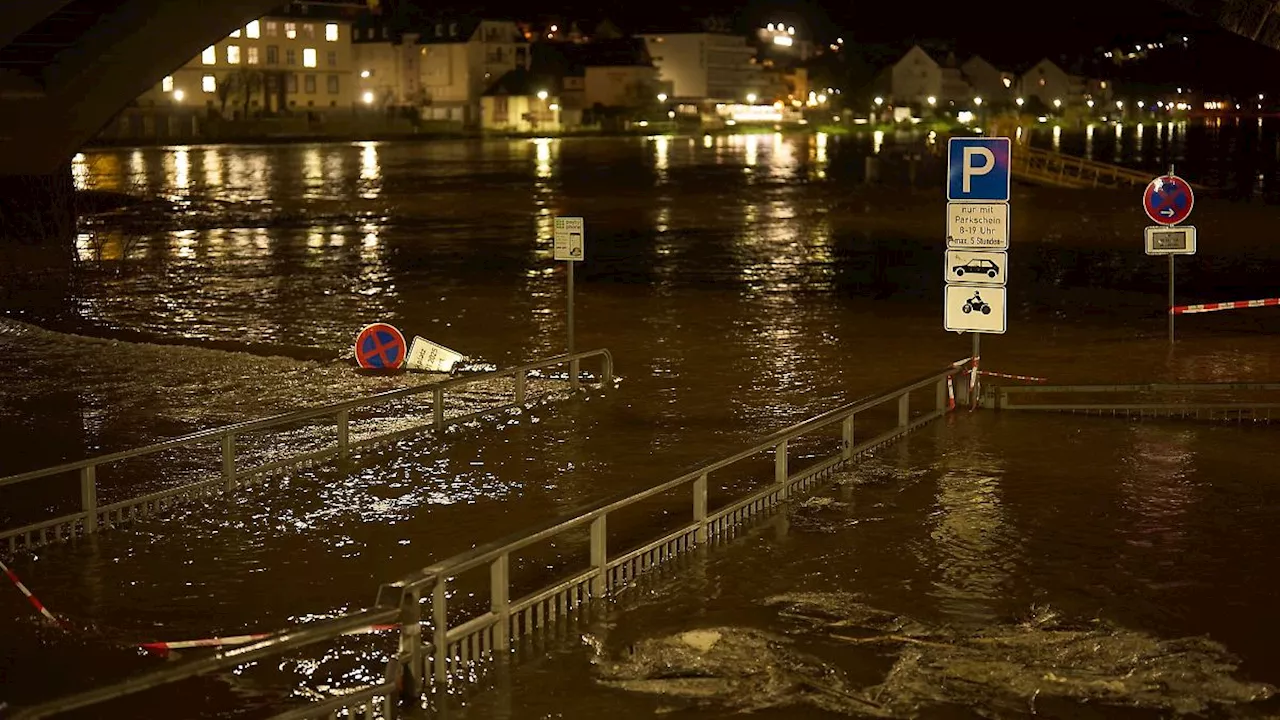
[947,137,1011,202]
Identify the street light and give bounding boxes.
[549,103,560,111]
[1137,100,1145,109]
[973,96,982,106]
[1053,98,1062,108]
[537,90,549,101]
[657,93,668,102]
[873,96,883,106]
[1015,97,1024,106]
[1087,99,1095,108]
[1116,100,1124,109]
[362,91,374,104]
[927,96,937,106]
[173,89,185,102]
[746,93,758,103]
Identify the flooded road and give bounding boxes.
[2,127,1280,717]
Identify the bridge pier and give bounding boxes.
[0,164,76,247]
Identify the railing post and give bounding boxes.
[383,656,403,718]
[841,415,854,459]
[222,434,236,491]
[589,515,608,597]
[936,378,948,413]
[336,409,350,459]
[432,578,448,684]
[396,587,422,698]
[601,353,613,387]
[570,357,581,392]
[898,392,910,428]
[80,465,98,534]
[433,388,444,432]
[490,554,510,652]
[514,371,526,407]
[775,439,788,497]
[692,473,708,543]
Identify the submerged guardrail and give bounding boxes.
[0,349,614,554]
[11,359,972,720]
[985,381,1280,422]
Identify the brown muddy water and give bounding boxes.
[2,127,1280,718]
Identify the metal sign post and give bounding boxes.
[554,217,585,389]
[945,137,1012,405]
[1141,165,1196,345]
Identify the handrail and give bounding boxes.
[393,362,965,588]
[9,607,400,720]
[0,349,613,488]
[11,359,970,720]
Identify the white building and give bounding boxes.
[638,33,762,103]
[353,17,528,124]
[137,8,357,115]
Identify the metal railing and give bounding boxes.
[1011,146,1154,189]
[0,349,614,555]
[11,359,970,720]
[986,381,1280,422]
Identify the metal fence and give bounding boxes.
[0,350,613,555]
[985,381,1280,422]
[10,359,971,720]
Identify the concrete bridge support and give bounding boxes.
[0,0,279,249]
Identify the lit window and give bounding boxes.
[264,21,278,37]
[285,22,297,39]
[162,75,173,92]
[230,28,241,38]
[303,48,317,68]
[325,23,338,42]
[203,75,216,93]
[246,20,260,39]
[202,46,216,64]
[227,45,241,64]
[247,46,260,64]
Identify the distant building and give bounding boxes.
[885,45,971,107]
[352,16,529,125]
[480,68,562,132]
[638,32,762,103]
[960,56,1016,105]
[1020,59,1072,106]
[136,3,360,116]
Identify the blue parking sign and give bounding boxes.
[947,137,1011,202]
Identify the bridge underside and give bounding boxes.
[1163,0,1280,50]
[0,0,277,247]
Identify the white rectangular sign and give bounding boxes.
[405,336,465,373]
[945,285,1007,334]
[1144,225,1197,255]
[946,202,1009,249]
[945,250,1007,286]
[554,216,585,261]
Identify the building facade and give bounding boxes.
[137,8,357,116]
[638,33,761,103]
[960,56,1015,105]
[352,17,528,124]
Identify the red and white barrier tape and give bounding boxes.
[946,376,956,411]
[139,623,399,657]
[968,356,980,411]
[978,370,1049,383]
[1170,297,1280,315]
[1,558,63,627]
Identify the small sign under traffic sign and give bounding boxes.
[946,249,1008,286]
[1144,225,1197,255]
[944,285,1007,334]
[946,202,1009,249]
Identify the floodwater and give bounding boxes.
[2,124,1280,718]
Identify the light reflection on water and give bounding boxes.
[8,134,1280,713]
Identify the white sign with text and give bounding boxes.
[946,202,1009,249]
[554,216,585,261]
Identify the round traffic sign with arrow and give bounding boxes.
[1142,174,1194,226]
